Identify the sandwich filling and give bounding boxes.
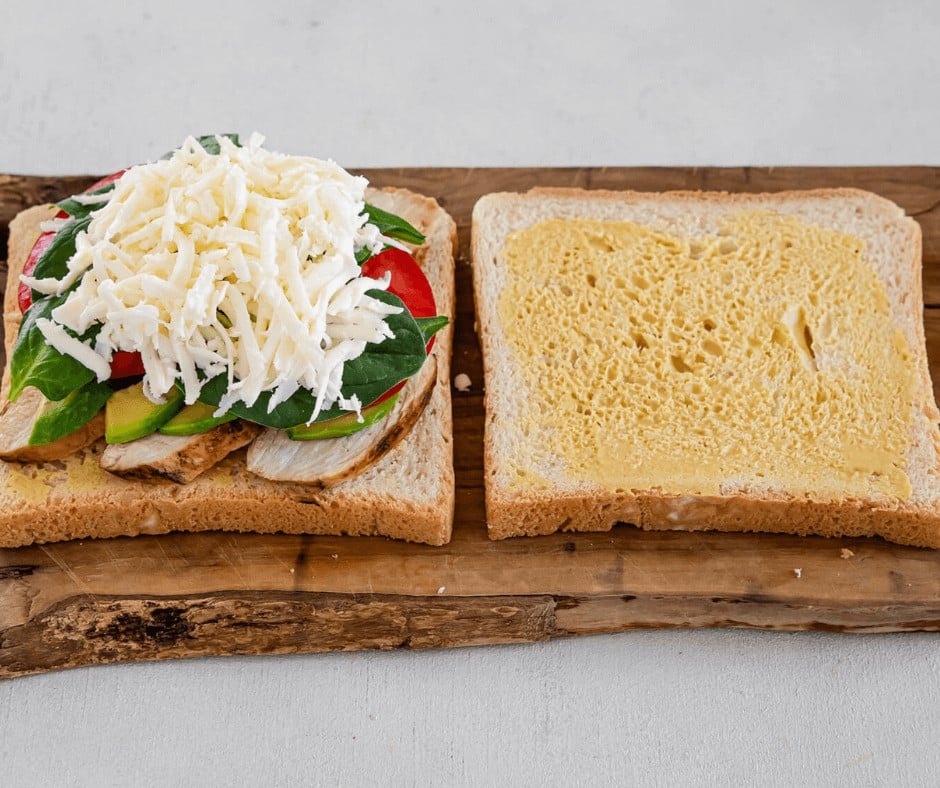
[4,134,447,486]
[23,134,396,422]
[498,213,918,500]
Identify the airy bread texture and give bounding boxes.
[0,187,456,547]
[472,188,940,547]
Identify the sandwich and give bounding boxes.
[0,134,456,547]
[471,188,940,548]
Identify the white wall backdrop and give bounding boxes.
[1,1,939,785]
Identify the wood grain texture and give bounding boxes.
[1,167,939,679]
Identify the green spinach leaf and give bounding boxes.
[28,380,113,446]
[362,203,425,245]
[57,182,116,219]
[197,290,428,428]
[30,216,91,296]
[10,295,99,402]
[414,316,449,345]
[193,133,241,155]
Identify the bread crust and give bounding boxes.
[472,187,940,548]
[0,188,457,547]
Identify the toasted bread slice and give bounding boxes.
[472,188,940,547]
[0,187,456,547]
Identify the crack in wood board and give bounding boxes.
[0,592,556,678]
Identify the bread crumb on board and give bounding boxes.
[841,548,855,559]
[454,373,472,392]
[437,586,446,594]
[793,568,802,578]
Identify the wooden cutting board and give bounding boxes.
[1,167,939,679]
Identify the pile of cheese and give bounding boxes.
[25,134,397,421]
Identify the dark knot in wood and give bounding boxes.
[95,606,193,645]
[0,565,37,581]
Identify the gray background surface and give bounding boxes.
[2,1,939,785]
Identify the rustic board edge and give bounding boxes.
[3,589,938,679]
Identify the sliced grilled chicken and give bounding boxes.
[0,387,105,462]
[247,356,438,486]
[100,420,261,483]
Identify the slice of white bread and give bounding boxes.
[471,188,940,548]
[0,187,456,547]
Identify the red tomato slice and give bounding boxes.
[372,380,406,407]
[362,247,437,321]
[86,169,126,193]
[361,247,440,406]
[110,351,146,379]
[18,228,58,313]
[18,171,125,314]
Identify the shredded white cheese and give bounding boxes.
[39,218,70,234]
[25,134,401,422]
[69,192,112,205]
[34,318,111,379]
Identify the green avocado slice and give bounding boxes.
[159,401,237,436]
[105,382,184,444]
[286,393,400,441]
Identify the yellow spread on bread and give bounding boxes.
[498,213,917,499]
[8,465,54,504]
[66,452,110,491]
[207,463,237,486]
